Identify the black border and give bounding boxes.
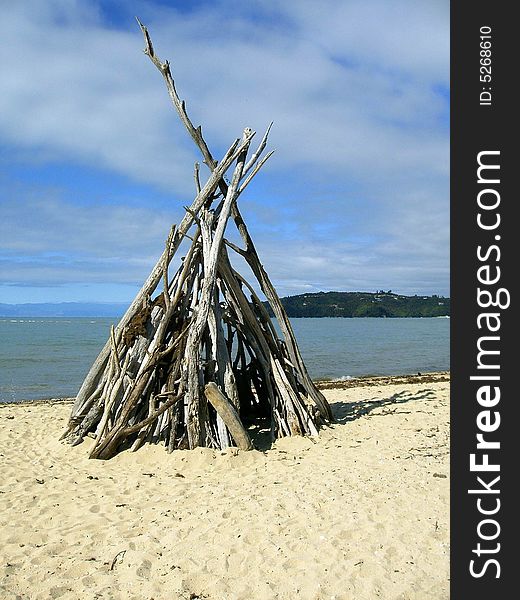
[451,2,514,596]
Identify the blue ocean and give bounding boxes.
[0,317,449,402]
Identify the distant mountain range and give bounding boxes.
[0,292,450,318]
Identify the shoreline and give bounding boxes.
[0,370,450,407]
[316,370,449,390]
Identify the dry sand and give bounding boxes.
[0,373,449,600]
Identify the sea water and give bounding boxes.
[0,317,449,402]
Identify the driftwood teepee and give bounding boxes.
[61,21,332,459]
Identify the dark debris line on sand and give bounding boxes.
[0,397,75,408]
[1,372,449,406]
[315,371,450,391]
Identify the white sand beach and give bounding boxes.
[0,373,449,600]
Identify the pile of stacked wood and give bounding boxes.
[61,21,332,459]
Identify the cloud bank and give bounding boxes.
[0,0,449,302]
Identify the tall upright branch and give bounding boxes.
[137,20,331,420]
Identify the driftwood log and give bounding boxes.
[61,20,332,458]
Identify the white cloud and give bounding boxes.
[0,0,449,300]
[0,191,173,286]
[1,2,197,194]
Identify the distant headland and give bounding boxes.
[1,291,449,318]
[266,291,450,318]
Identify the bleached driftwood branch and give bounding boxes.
[62,21,332,459]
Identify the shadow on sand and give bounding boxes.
[249,388,437,451]
[330,388,437,425]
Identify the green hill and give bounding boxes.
[265,291,450,318]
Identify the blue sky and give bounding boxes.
[1,0,449,304]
